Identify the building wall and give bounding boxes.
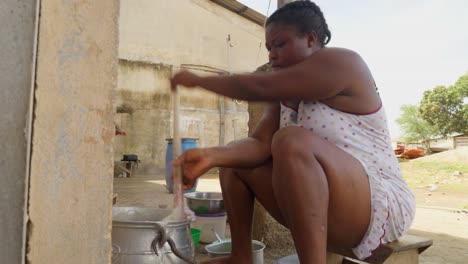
[119,0,267,72]
[454,135,468,148]
[115,0,267,173]
[27,1,118,263]
[429,137,454,149]
[0,1,37,263]
[114,60,249,173]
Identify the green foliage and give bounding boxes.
[396,104,438,151]
[454,74,468,95]
[454,74,468,133]
[418,74,468,136]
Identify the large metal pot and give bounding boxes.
[112,207,195,264]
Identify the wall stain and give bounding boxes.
[83,136,98,144]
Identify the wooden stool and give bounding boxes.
[274,235,433,264]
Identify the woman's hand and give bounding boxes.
[172,148,214,190]
[170,71,201,90]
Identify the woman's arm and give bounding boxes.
[171,48,373,102]
[173,103,280,174]
[208,102,279,168]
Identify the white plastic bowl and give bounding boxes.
[205,239,265,264]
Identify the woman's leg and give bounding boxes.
[204,126,372,264]
[270,126,371,263]
[202,162,285,264]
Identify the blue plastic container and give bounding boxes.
[165,138,199,193]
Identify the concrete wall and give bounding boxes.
[27,1,119,263]
[430,137,454,149]
[119,0,268,72]
[0,1,37,263]
[115,0,267,174]
[114,60,249,173]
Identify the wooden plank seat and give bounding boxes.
[274,234,433,264]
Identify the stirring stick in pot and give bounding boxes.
[170,85,186,220]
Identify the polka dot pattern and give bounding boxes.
[279,101,416,260]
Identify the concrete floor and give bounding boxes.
[113,173,222,208]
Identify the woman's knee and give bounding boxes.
[220,166,270,194]
[219,167,250,187]
[271,127,320,158]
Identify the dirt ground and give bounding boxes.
[412,188,467,208]
[401,148,468,264]
[409,207,468,264]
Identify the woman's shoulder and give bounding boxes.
[319,47,358,54]
[313,47,363,61]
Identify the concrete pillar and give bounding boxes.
[27,1,119,263]
[0,1,38,263]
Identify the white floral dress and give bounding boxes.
[280,101,416,259]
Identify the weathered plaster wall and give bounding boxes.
[119,0,268,72]
[114,61,249,173]
[27,1,118,263]
[115,0,266,173]
[0,1,37,263]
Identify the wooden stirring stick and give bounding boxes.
[171,86,185,220]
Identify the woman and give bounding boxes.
[171,1,415,263]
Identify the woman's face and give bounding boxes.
[265,22,319,71]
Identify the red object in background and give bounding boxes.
[394,145,405,155]
[395,145,425,159]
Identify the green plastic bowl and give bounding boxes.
[191,228,201,247]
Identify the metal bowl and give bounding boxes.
[184,192,225,214]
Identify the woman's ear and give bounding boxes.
[307,31,319,47]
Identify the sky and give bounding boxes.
[238,0,468,138]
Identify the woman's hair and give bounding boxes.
[265,0,331,47]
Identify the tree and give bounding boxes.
[453,74,468,134]
[396,104,438,152]
[419,74,468,136]
[454,73,468,93]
